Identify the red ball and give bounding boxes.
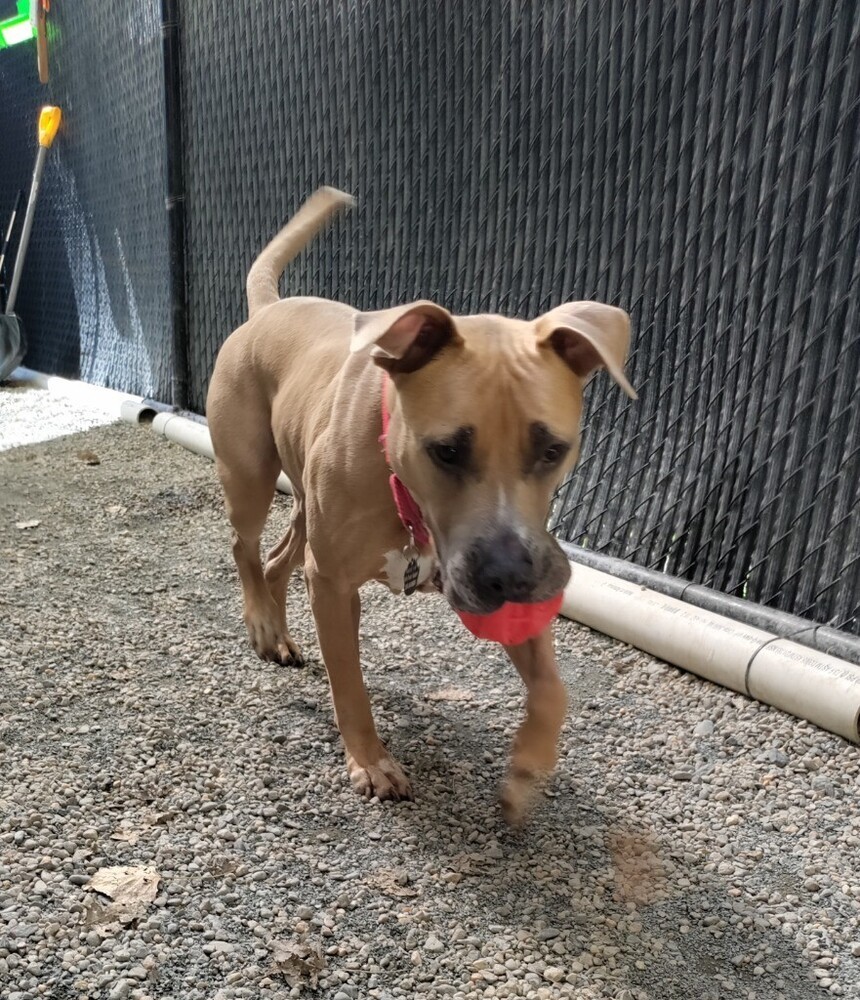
[456,591,564,645]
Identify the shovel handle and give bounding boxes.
[35,2,49,83]
[5,107,61,314]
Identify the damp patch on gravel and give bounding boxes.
[1,396,859,1000]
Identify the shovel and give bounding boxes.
[0,105,61,380]
[0,189,23,312]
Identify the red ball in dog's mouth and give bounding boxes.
[455,591,564,646]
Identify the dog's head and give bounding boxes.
[352,301,636,614]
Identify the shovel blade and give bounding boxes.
[0,314,26,380]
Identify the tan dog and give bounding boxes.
[207,188,636,823]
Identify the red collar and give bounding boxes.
[380,373,431,548]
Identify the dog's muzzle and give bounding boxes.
[442,530,572,615]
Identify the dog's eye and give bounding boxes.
[426,427,473,473]
[431,443,460,466]
[542,444,568,465]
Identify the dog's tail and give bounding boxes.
[246,186,355,318]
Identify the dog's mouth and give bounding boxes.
[444,585,551,616]
[447,588,504,615]
[437,540,572,616]
[438,567,534,615]
[434,565,490,615]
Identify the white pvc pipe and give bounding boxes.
[149,415,857,742]
[11,368,857,742]
[151,412,292,494]
[11,366,143,417]
[561,563,860,744]
[10,368,292,494]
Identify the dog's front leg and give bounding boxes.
[306,567,412,802]
[501,627,568,825]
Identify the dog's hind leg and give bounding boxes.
[263,498,307,664]
[214,450,302,666]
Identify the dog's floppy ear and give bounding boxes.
[351,301,462,374]
[535,301,637,399]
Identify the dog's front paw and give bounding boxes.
[270,634,304,667]
[346,751,413,802]
[499,765,547,827]
[245,616,305,667]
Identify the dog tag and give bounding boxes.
[403,555,420,596]
[402,531,420,596]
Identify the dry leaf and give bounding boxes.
[84,865,160,926]
[440,852,485,881]
[368,869,419,897]
[425,687,473,702]
[110,829,140,846]
[271,939,326,986]
[15,519,40,530]
[210,856,240,877]
[77,450,101,465]
[87,865,160,903]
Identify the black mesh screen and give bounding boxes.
[0,0,172,397]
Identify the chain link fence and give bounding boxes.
[1,1,857,631]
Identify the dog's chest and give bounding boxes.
[381,549,437,594]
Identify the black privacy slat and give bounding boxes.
[179,0,857,631]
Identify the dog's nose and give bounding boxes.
[470,532,535,606]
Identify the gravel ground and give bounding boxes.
[0,383,119,452]
[1,384,859,1000]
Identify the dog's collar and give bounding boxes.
[379,373,431,548]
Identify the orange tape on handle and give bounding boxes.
[38,106,62,148]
